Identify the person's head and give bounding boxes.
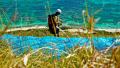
[55,9,62,15]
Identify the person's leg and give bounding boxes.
[57,33,59,37]
[56,28,59,37]
[54,33,57,37]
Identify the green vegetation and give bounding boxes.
[0,40,120,68]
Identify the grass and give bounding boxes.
[0,40,120,68]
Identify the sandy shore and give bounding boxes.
[6,25,120,33]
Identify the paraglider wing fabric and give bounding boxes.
[1,34,118,56]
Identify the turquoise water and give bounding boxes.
[0,0,120,28]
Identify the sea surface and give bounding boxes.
[0,0,120,29]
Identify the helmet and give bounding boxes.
[56,9,62,13]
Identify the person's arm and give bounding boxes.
[57,16,63,26]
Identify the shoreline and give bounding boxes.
[6,25,120,33]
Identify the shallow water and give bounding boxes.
[0,0,120,29]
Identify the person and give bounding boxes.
[48,9,62,37]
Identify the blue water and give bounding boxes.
[0,0,120,28]
[1,34,119,56]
